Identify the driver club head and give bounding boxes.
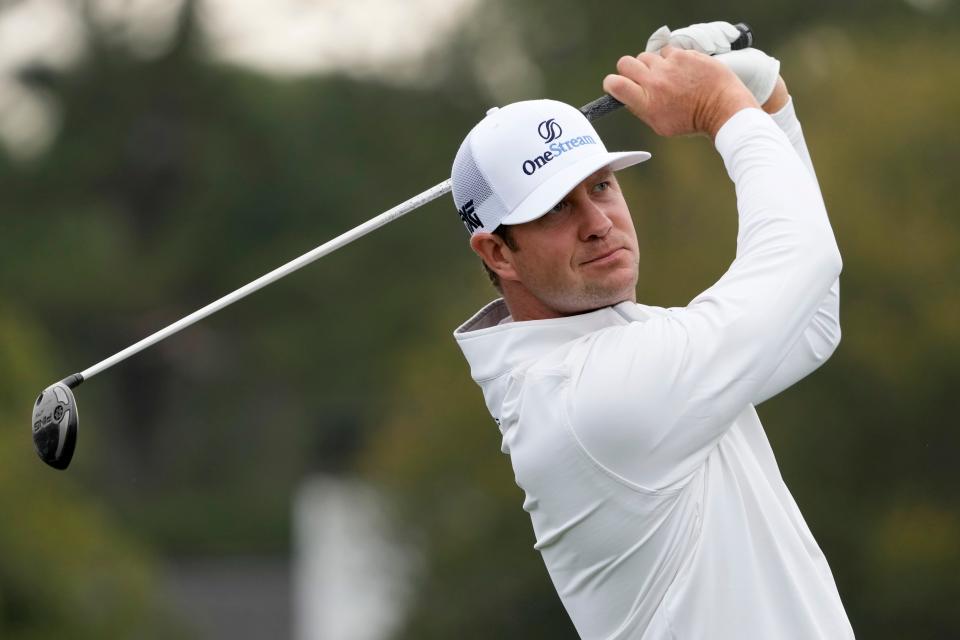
[32,377,81,470]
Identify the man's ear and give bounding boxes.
[470,232,519,283]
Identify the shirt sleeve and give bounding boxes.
[566,108,842,489]
[752,97,841,405]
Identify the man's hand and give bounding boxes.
[645,22,785,112]
[602,46,759,139]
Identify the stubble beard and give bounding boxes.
[533,262,639,315]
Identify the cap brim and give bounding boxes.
[499,150,651,226]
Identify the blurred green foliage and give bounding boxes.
[1,0,958,637]
[0,310,186,637]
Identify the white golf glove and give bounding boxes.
[645,22,781,106]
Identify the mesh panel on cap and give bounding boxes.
[451,136,506,234]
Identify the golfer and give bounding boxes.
[451,22,853,640]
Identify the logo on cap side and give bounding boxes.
[458,199,483,233]
[538,119,562,143]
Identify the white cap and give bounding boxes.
[451,99,651,235]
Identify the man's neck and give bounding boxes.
[500,283,634,322]
[502,294,565,322]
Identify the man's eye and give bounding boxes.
[593,181,610,192]
[549,200,566,213]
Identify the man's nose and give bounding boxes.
[578,198,613,241]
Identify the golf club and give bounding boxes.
[32,23,753,470]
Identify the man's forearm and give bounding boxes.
[769,93,816,178]
[751,92,843,405]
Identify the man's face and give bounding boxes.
[500,168,640,317]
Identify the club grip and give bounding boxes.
[731,21,753,49]
[578,22,754,122]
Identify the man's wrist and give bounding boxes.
[714,107,782,162]
[703,86,760,140]
[762,77,789,114]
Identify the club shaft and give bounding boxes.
[73,16,753,384]
[79,179,452,381]
[77,92,615,383]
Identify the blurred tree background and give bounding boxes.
[1,0,958,637]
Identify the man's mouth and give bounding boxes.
[581,247,626,266]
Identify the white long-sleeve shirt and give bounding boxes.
[453,102,854,639]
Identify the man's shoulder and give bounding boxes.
[521,302,672,375]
